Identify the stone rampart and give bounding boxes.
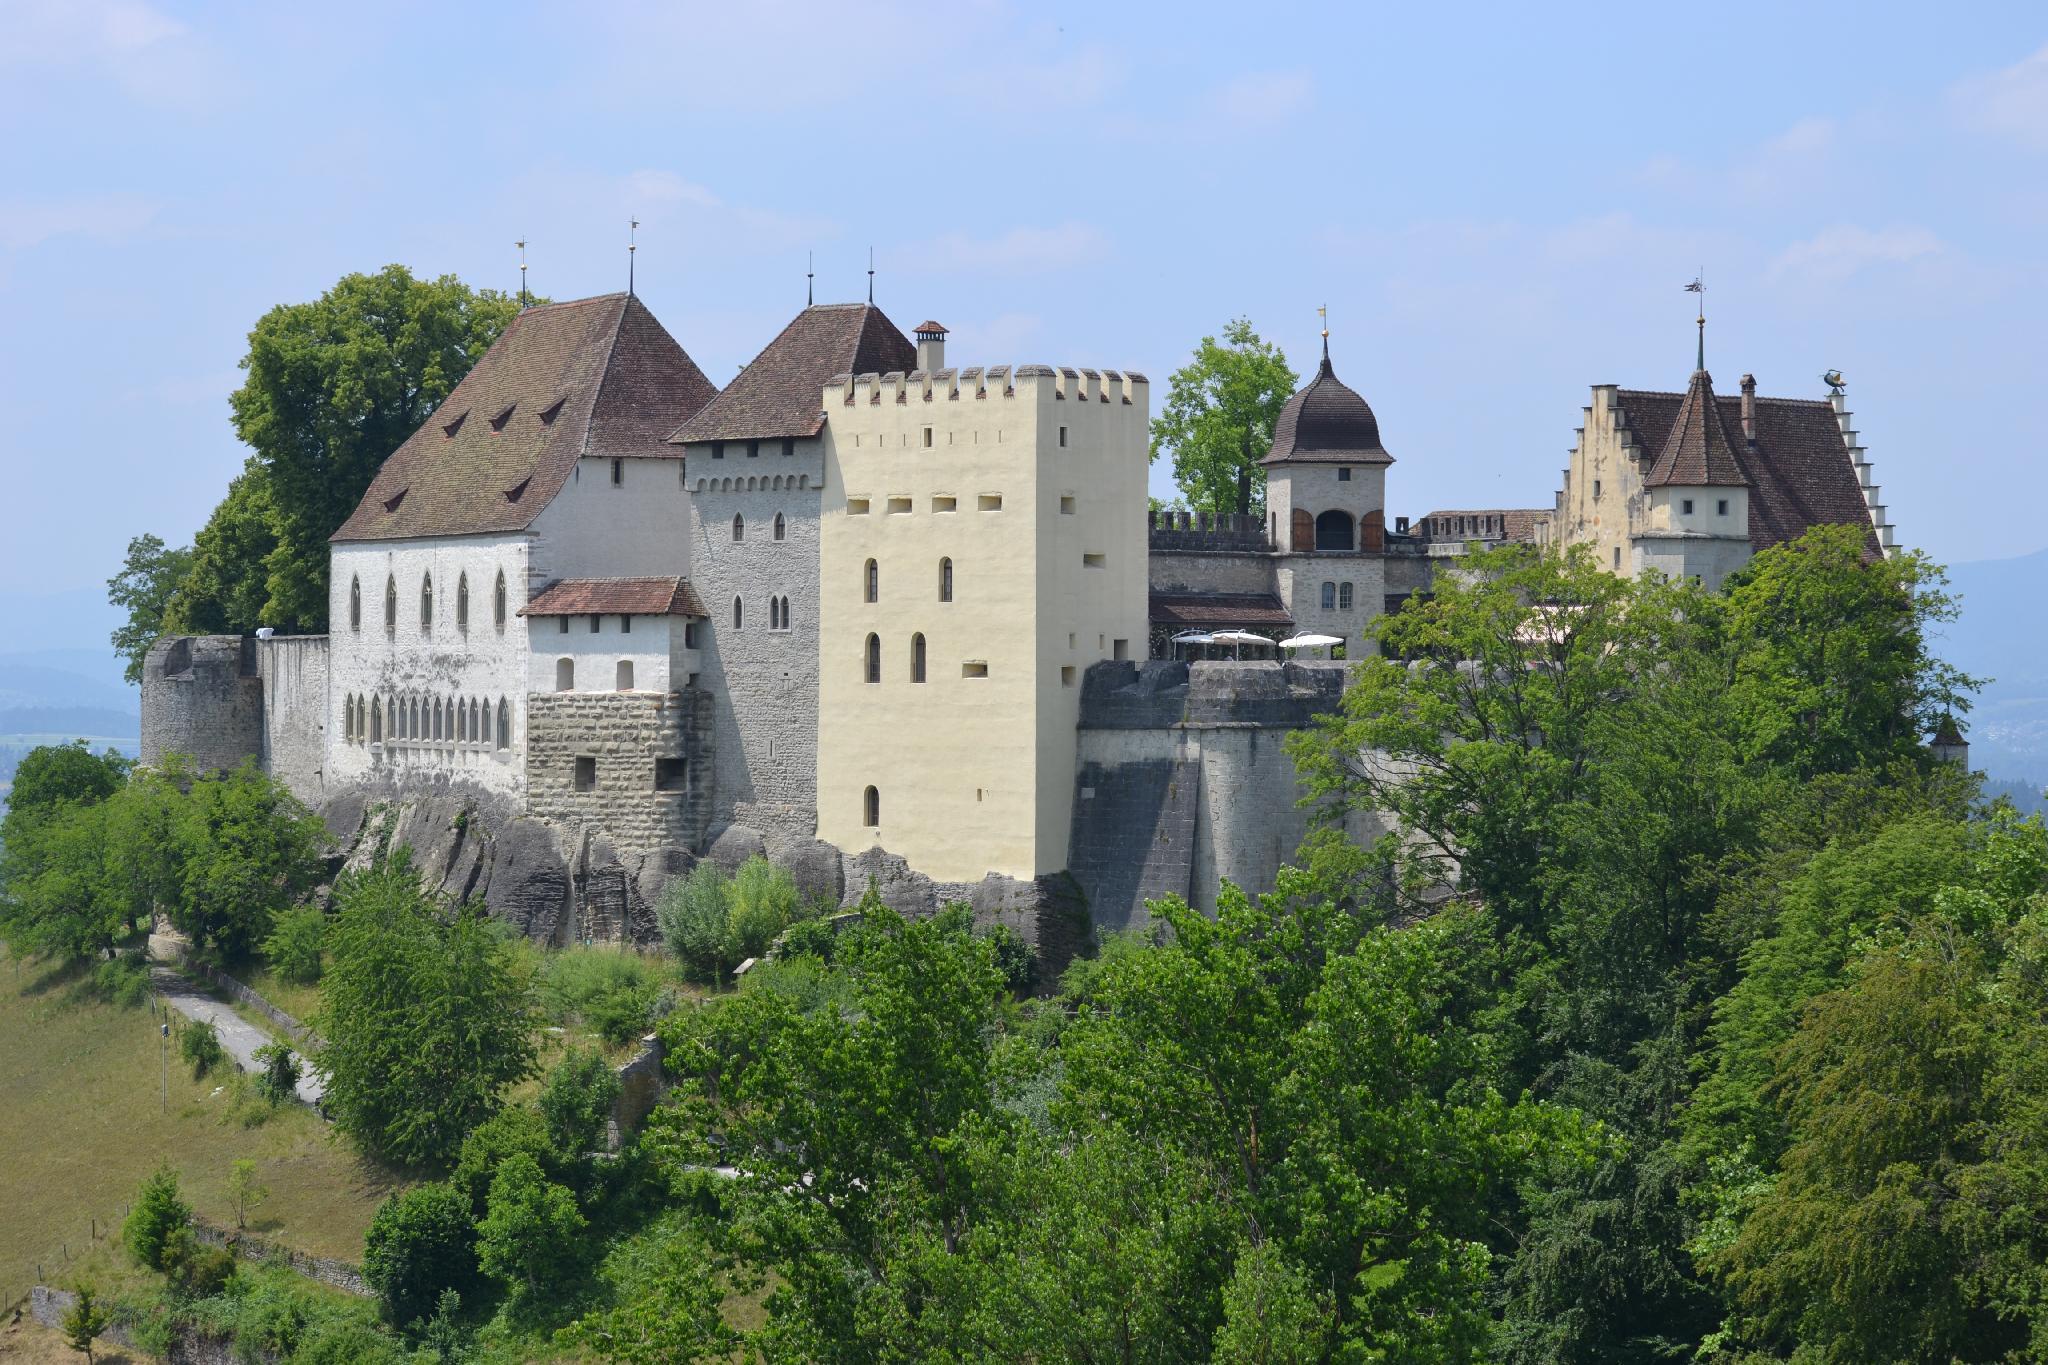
[525,689,708,853]
[255,636,328,801]
[142,635,263,774]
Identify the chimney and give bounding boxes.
[1739,373,1757,445]
[914,320,948,373]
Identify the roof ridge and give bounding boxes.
[581,294,632,457]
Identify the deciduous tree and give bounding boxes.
[1150,318,1297,518]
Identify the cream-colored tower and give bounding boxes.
[815,352,1149,881]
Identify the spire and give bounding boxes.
[1318,303,1330,369]
[807,251,814,306]
[867,246,875,303]
[1644,365,1749,488]
[1686,270,1705,371]
[628,218,638,296]
[516,238,528,309]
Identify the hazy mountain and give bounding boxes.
[1938,545,2048,784]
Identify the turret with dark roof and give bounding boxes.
[1643,368,1750,488]
[1260,341,1393,466]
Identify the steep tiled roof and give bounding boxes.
[520,576,707,618]
[1261,346,1392,466]
[1644,369,1749,488]
[333,295,716,543]
[1150,592,1295,628]
[669,303,915,444]
[1616,384,1877,552]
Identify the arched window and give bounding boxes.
[773,512,786,542]
[349,576,361,632]
[471,699,482,743]
[343,695,353,742]
[732,513,745,542]
[732,596,744,630]
[911,633,927,683]
[1314,509,1354,551]
[421,574,434,630]
[865,633,880,684]
[1339,582,1354,610]
[616,660,634,690]
[494,570,507,628]
[456,573,469,629]
[384,576,397,632]
[556,658,574,691]
[1321,581,1336,610]
[863,785,880,827]
[865,559,878,603]
[939,558,953,603]
[371,696,382,743]
[496,698,510,750]
[780,595,791,630]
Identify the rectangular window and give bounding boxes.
[620,615,631,633]
[1061,665,1076,687]
[932,495,957,512]
[684,622,699,648]
[747,440,760,458]
[1339,582,1354,609]
[963,661,989,678]
[1083,552,1105,568]
[711,442,724,460]
[978,494,1003,511]
[847,497,870,515]
[573,756,596,792]
[1112,639,1129,661]
[781,437,795,457]
[887,497,912,514]
[655,757,687,792]
[558,617,569,634]
[1682,498,1695,515]
[1593,479,1602,498]
[1060,495,1076,514]
[922,427,933,448]
[1338,467,1352,482]
[1058,426,1068,448]
[1717,499,1729,515]
[589,614,601,633]
[610,458,623,485]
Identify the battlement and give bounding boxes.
[1148,509,1276,552]
[1078,659,1346,730]
[825,364,1147,408]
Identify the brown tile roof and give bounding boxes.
[1644,369,1749,488]
[519,576,707,618]
[1150,592,1295,628]
[1261,344,1392,466]
[1615,384,1877,552]
[669,303,915,444]
[333,294,716,543]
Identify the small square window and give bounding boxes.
[848,497,870,514]
[1083,552,1105,568]
[711,442,725,460]
[781,437,795,457]
[655,757,687,792]
[933,495,957,512]
[887,497,912,514]
[1112,639,1129,661]
[1682,498,1695,515]
[963,661,989,678]
[978,494,1002,511]
[1060,495,1076,514]
[1717,499,1729,515]
[1338,467,1352,482]
[747,440,760,458]
[1058,426,1068,448]
[573,756,596,792]
[1061,665,1076,686]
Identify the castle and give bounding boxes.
[142,292,1890,946]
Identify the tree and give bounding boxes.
[167,266,522,632]
[227,1158,268,1229]
[539,1048,621,1165]
[263,906,327,984]
[318,858,540,1167]
[656,859,732,982]
[362,1182,478,1327]
[172,761,325,957]
[253,1043,301,1106]
[1149,317,1297,517]
[475,1154,585,1296]
[181,1020,226,1078]
[106,533,195,685]
[61,1284,111,1363]
[2,741,129,824]
[123,1165,192,1271]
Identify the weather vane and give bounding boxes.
[807,250,814,307]
[1318,303,1329,360]
[516,238,528,308]
[1822,369,1846,395]
[628,218,639,296]
[1685,270,1704,369]
[867,246,875,304]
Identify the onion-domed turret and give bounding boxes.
[1261,341,1392,466]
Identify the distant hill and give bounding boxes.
[1938,545,2048,785]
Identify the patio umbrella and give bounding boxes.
[1207,629,1275,659]
[1278,631,1345,660]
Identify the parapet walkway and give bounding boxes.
[147,930,326,1107]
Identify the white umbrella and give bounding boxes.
[1170,631,1214,644]
[1206,628,1275,660]
[1278,633,1343,650]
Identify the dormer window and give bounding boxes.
[539,396,566,424]
[489,403,516,431]
[442,411,468,438]
[505,477,531,504]
[383,488,407,513]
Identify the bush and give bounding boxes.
[362,1182,478,1327]
[123,1164,192,1270]
[586,982,657,1044]
[92,953,152,1008]
[723,857,801,963]
[778,915,839,963]
[982,923,1037,995]
[540,1048,622,1161]
[162,1225,237,1299]
[476,1154,585,1295]
[61,1283,110,1361]
[452,1106,556,1218]
[263,905,327,984]
[657,862,732,981]
[252,1043,300,1105]
[180,1019,226,1078]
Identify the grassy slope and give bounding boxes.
[0,948,405,1308]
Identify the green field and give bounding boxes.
[0,946,405,1309]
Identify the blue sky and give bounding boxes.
[3,0,2045,622]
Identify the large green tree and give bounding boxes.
[164,266,522,634]
[1150,318,1297,518]
[107,534,195,685]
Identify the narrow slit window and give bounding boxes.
[911,633,926,683]
[978,494,1002,511]
[865,633,881,684]
[939,558,953,602]
[962,661,989,678]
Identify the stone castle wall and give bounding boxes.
[142,635,263,773]
[256,635,329,798]
[525,688,711,853]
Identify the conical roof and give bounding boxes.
[1644,368,1750,488]
[1260,344,1391,465]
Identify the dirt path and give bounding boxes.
[147,932,324,1107]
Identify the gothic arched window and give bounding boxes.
[863,785,880,827]
[456,573,469,629]
[732,513,745,542]
[865,633,880,684]
[349,576,361,632]
[384,576,397,632]
[493,570,507,628]
[421,574,434,630]
[496,698,510,750]
[939,558,953,603]
[911,632,926,683]
[773,512,786,541]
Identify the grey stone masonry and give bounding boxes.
[142,635,263,773]
[525,688,710,853]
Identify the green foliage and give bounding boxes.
[107,532,195,685]
[476,1153,586,1295]
[317,856,540,1167]
[567,1217,739,1363]
[226,1157,267,1229]
[263,905,327,984]
[163,266,523,633]
[3,740,129,819]
[171,760,326,957]
[980,921,1036,994]
[540,946,663,1042]
[161,1224,237,1299]
[1149,316,1298,516]
[362,1181,478,1328]
[724,855,802,962]
[90,952,152,1007]
[123,1163,192,1271]
[0,742,139,960]
[655,856,807,982]
[180,1018,226,1077]
[540,1047,622,1162]
[62,1283,111,1362]
[452,1106,556,1219]
[253,1042,301,1105]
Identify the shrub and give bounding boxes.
[92,953,152,1008]
[180,1019,226,1077]
[586,982,657,1044]
[476,1153,585,1294]
[62,1284,111,1362]
[656,862,731,981]
[162,1226,237,1299]
[362,1182,478,1327]
[723,857,801,963]
[982,923,1038,995]
[123,1164,192,1270]
[540,1048,622,1161]
[778,915,839,963]
[263,905,327,984]
[252,1043,300,1105]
